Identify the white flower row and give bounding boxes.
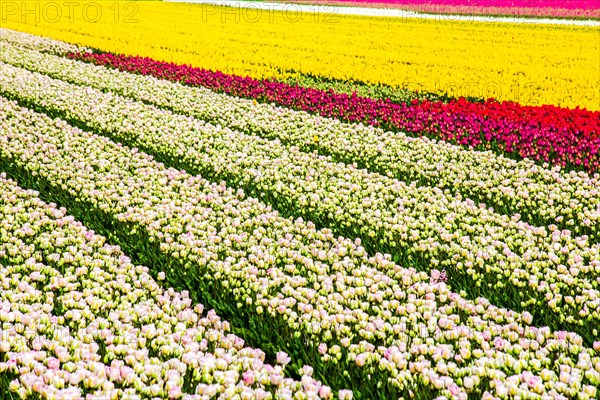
[1,97,599,399]
[0,174,332,400]
[1,61,599,337]
[0,28,90,56]
[1,33,598,240]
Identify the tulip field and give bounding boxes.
[2,1,599,109]
[0,3,600,399]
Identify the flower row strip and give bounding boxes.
[1,61,599,345]
[4,37,597,242]
[330,0,600,10]
[302,0,600,18]
[2,97,600,398]
[0,28,91,56]
[66,48,600,174]
[0,174,333,400]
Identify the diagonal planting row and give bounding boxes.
[1,34,599,241]
[0,174,333,399]
[2,97,600,398]
[1,61,600,344]
[68,49,600,173]
[0,28,90,56]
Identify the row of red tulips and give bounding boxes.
[69,51,600,173]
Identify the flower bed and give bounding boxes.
[3,60,600,344]
[2,96,600,398]
[0,174,330,399]
[67,51,600,174]
[1,0,598,110]
[3,41,598,241]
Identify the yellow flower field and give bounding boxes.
[1,0,598,109]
